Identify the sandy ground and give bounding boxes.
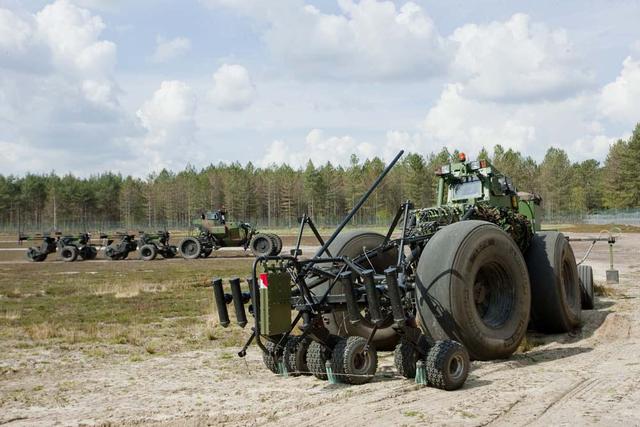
[1,233,640,426]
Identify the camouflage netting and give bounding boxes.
[411,204,533,252]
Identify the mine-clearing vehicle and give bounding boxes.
[212,150,594,390]
[138,230,178,261]
[179,210,282,259]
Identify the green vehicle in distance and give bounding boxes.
[179,210,282,259]
[138,230,178,261]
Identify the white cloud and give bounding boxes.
[136,80,198,170]
[262,129,375,167]
[600,56,640,124]
[151,36,192,64]
[208,0,450,80]
[210,64,255,110]
[450,14,592,102]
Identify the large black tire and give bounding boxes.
[163,246,177,259]
[331,336,377,385]
[320,231,399,351]
[306,341,332,380]
[578,264,595,310]
[87,246,98,260]
[425,340,470,391]
[416,220,531,360]
[201,248,213,258]
[262,340,279,374]
[284,336,311,376]
[180,237,202,259]
[393,336,430,379]
[525,232,581,333]
[264,233,282,256]
[140,244,157,261]
[250,234,274,257]
[60,246,78,262]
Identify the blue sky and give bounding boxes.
[1,0,640,176]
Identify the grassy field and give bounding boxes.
[0,258,256,362]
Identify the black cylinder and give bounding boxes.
[339,271,361,324]
[212,277,230,327]
[362,269,382,325]
[385,267,405,326]
[229,277,248,328]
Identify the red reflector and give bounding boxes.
[459,152,466,161]
[259,273,269,288]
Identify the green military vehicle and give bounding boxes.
[179,210,282,259]
[212,151,593,390]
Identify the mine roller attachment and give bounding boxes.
[319,230,399,351]
[416,220,531,360]
[525,231,582,332]
[284,336,312,376]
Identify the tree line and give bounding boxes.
[2,123,639,233]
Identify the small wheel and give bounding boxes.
[284,336,312,376]
[578,264,594,310]
[394,336,430,379]
[250,234,275,257]
[332,336,378,385]
[140,244,158,261]
[87,246,98,260]
[262,340,279,374]
[180,237,202,259]
[425,340,470,391]
[306,341,331,380]
[60,246,78,262]
[27,248,45,262]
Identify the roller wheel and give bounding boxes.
[27,248,47,262]
[250,234,274,257]
[525,232,581,332]
[60,246,78,262]
[394,336,430,379]
[180,237,202,259]
[284,336,312,376]
[425,340,470,391]
[201,248,213,258]
[416,220,531,360]
[262,340,279,374]
[331,336,377,385]
[320,231,399,351]
[266,233,282,256]
[140,244,157,261]
[79,246,97,260]
[306,341,332,380]
[578,264,595,310]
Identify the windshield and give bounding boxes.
[450,180,483,201]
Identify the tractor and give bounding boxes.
[104,233,138,260]
[212,150,594,390]
[138,230,178,261]
[179,210,282,259]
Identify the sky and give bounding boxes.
[1,0,640,177]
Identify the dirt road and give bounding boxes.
[1,233,639,426]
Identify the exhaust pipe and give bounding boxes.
[384,267,405,327]
[229,277,248,328]
[339,271,361,324]
[362,269,382,326]
[212,277,231,327]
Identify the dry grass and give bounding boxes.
[517,335,545,353]
[594,283,616,297]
